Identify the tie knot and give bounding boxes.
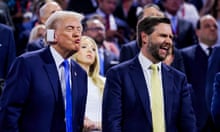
[62,60,69,70]
[207,47,212,56]
[151,64,158,71]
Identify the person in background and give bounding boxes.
[162,0,198,49]
[102,16,196,132]
[0,23,16,95]
[0,11,87,132]
[83,17,119,76]
[27,24,46,51]
[181,14,218,132]
[26,1,62,52]
[72,36,105,132]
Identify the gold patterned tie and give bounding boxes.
[150,64,165,132]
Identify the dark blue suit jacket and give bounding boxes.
[102,56,196,132]
[206,46,220,110]
[181,45,212,131]
[100,49,119,76]
[0,47,87,132]
[26,37,45,52]
[174,19,198,49]
[0,24,16,79]
[211,72,220,130]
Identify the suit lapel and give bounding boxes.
[42,47,60,102]
[129,57,152,125]
[161,64,174,125]
[70,61,79,104]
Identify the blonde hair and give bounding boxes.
[28,24,46,43]
[73,36,105,93]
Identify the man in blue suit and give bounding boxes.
[102,16,196,132]
[181,15,218,132]
[0,11,87,132]
[0,23,16,95]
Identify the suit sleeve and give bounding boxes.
[6,27,16,75]
[180,75,197,132]
[0,57,30,131]
[211,72,220,130]
[102,68,122,132]
[119,45,133,63]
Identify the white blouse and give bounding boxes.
[85,77,103,123]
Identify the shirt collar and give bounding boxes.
[50,46,71,68]
[138,52,162,71]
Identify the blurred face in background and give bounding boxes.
[98,0,118,15]
[40,2,62,24]
[197,15,218,46]
[84,19,106,47]
[143,6,164,18]
[163,0,182,15]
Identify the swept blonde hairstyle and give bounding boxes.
[72,36,105,94]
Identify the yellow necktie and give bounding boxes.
[150,64,165,132]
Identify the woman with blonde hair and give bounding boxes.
[72,36,105,132]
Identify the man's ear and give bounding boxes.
[141,32,148,45]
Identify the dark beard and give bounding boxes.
[147,37,167,62]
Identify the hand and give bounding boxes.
[83,117,101,131]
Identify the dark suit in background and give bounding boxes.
[67,0,98,14]
[0,23,16,79]
[0,47,87,132]
[174,19,198,49]
[211,72,220,130]
[26,37,45,52]
[207,46,220,111]
[181,44,215,131]
[103,49,119,75]
[0,23,16,95]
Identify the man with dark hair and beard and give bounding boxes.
[102,16,196,132]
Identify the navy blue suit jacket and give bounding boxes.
[206,46,220,110]
[0,47,87,132]
[102,56,196,132]
[174,19,198,49]
[0,24,16,79]
[181,45,211,130]
[26,37,45,52]
[211,72,220,130]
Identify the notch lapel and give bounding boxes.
[44,63,60,102]
[161,64,173,125]
[129,58,152,125]
[42,47,61,102]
